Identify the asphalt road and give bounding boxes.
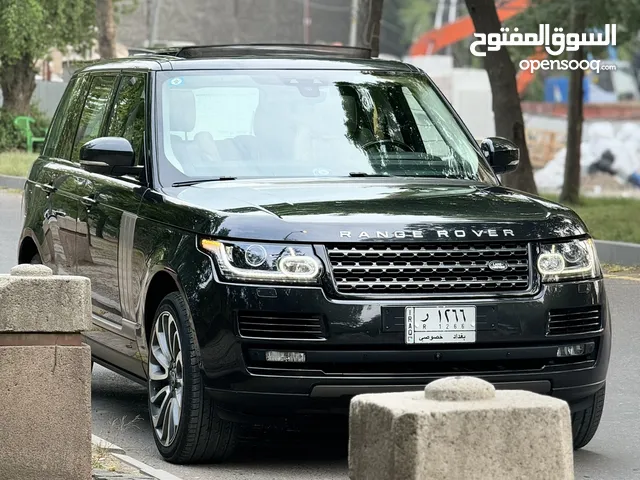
[2,189,639,479]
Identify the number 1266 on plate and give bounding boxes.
[405,306,476,344]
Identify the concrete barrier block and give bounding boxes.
[348,377,574,480]
[0,345,92,480]
[0,264,91,333]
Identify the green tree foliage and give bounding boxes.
[398,0,438,43]
[0,0,96,115]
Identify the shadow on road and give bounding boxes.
[91,366,349,470]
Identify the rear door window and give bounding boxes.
[71,75,117,162]
[106,74,147,166]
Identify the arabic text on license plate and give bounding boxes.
[405,306,476,344]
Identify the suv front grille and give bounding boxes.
[547,306,602,335]
[238,312,326,341]
[326,242,531,296]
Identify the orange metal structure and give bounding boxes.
[408,0,537,95]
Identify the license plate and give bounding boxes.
[405,306,476,344]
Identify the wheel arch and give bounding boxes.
[140,267,202,364]
[18,232,40,264]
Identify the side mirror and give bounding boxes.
[79,137,140,177]
[480,136,519,174]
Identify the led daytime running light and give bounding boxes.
[200,239,322,283]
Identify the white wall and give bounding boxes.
[0,81,67,118]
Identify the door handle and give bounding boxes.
[37,183,56,194]
[81,195,97,207]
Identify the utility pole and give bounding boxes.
[233,0,240,43]
[349,0,359,46]
[148,0,163,47]
[146,0,152,47]
[303,0,311,44]
[446,0,458,56]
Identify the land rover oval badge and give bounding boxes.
[488,260,509,272]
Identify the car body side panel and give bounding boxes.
[19,158,81,273]
[78,173,148,380]
[133,194,212,377]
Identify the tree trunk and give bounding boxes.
[0,54,36,115]
[464,0,538,195]
[559,6,586,205]
[96,0,117,59]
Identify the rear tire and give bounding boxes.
[148,292,238,464]
[572,386,606,450]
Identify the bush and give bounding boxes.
[0,104,51,153]
[28,103,51,138]
[0,109,23,153]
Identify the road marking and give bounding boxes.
[604,274,640,283]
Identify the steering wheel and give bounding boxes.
[361,139,414,152]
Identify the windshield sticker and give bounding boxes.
[169,77,184,87]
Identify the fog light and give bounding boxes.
[265,351,306,363]
[557,343,588,357]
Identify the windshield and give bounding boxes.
[154,69,497,186]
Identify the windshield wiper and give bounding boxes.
[348,172,391,177]
[172,177,237,187]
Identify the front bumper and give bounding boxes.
[191,276,611,418]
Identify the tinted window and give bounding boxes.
[71,75,117,161]
[49,75,90,160]
[42,77,77,157]
[155,70,496,186]
[107,75,146,166]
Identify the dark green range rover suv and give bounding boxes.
[18,44,610,464]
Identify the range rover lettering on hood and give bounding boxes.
[339,228,516,239]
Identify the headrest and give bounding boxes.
[168,89,196,132]
[342,94,359,132]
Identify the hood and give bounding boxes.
[160,178,587,242]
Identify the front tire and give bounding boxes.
[572,386,606,450]
[148,292,238,463]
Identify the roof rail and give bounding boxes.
[128,47,159,56]
[131,43,373,59]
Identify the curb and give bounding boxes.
[0,174,26,190]
[91,435,184,480]
[595,240,640,267]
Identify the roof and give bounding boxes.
[77,44,418,74]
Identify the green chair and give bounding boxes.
[13,116,47,154]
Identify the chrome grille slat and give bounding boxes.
[326,242,531,295]
[547,306,603,335]
[238,312,327,340]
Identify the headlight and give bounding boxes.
[200,239,323,283]
[537,238,600,282]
